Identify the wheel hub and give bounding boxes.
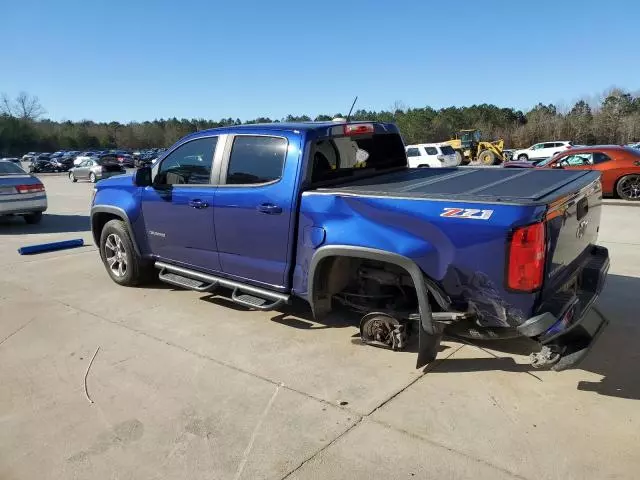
[360,313,407,351]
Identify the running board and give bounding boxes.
[155,261,290,310]
[158,271,217,292]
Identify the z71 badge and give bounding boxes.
[440,207,494,220]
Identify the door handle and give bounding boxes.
[188,199,209,209]
[257,203,282,215]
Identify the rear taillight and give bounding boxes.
[507,222,545,292]
[16,184,45,194]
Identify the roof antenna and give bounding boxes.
[346,96,358,123]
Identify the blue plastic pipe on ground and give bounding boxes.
[18,239,85,255]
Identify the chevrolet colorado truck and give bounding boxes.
[90,121,609,370]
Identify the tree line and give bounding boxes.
[1,89,639,156]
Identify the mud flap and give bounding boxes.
[416,320,443,369]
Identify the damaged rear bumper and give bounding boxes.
[516,245,610,370]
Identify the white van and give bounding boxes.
[405,143,459,168]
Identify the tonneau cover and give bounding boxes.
[314,167,599,205]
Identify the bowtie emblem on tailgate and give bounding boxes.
[576,220,589,239]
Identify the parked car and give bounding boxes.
[52,153,77,171]
[29,158,64,173]
[0,157,21,164]
[69,154,126,183]
[90,121,609,372]
[512,141,573,162]
[116,153,135,168]
[0,160,47,224]
[32,153,51,163]
[405,143,459,168]
[504,145,640,200]
[73,151,97,166]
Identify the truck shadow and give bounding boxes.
[199,275,639,400]
[0,214,89,234]
[434,274,640,401]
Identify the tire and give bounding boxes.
[23,212,43,224]
[616,175,640,201]
[69,172,77,183]
[454,151,464,166]
[517,154,529,162]
[478,150,497,165]
[89,172,96,183]
[99,219,155,286]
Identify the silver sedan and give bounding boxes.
[68,156,126,183]
[0,160,47,224]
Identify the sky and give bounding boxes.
[2,0,639,123]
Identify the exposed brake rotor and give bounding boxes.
[360,312,407,351]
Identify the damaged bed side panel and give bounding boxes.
[293,191,547,328]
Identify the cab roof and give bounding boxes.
[182,121,399,141]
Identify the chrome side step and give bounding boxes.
[158,271,217,292]
[155,261,290,310]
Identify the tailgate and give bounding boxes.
[542,176,603,298]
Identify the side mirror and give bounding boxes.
[134,166,152,187]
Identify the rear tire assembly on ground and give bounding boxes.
[89,173,96,183]
[69,172,77,182]
[99,219,155,286]
[616,174,640,201]
[23,212,43,224]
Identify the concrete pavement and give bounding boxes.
[1,175,638,479]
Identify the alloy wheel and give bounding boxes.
[104,233,127,277]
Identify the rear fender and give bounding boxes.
[308,246,444,367]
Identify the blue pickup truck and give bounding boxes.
[90,121,609,370]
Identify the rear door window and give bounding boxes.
[425,147,438,155]
[226,135,287,185]
[440,145,455,155]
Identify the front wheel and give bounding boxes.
[478,150,497,165]
[616,175,640,201]
[99,219,154,286]
[517,154,529,162]
[89,172,96,183]
[69,172,77,183]
[454,151,464,166]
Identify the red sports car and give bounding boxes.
[504,145,640,200]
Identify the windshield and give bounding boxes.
[0,162,26,175]
[310,133,406,183]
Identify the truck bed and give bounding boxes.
[313,167,600,205]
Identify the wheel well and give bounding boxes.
[310,255,445,321]
[613,175,630,198]
[91,212,121,246]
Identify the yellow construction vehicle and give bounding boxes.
[444,129,506,165]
